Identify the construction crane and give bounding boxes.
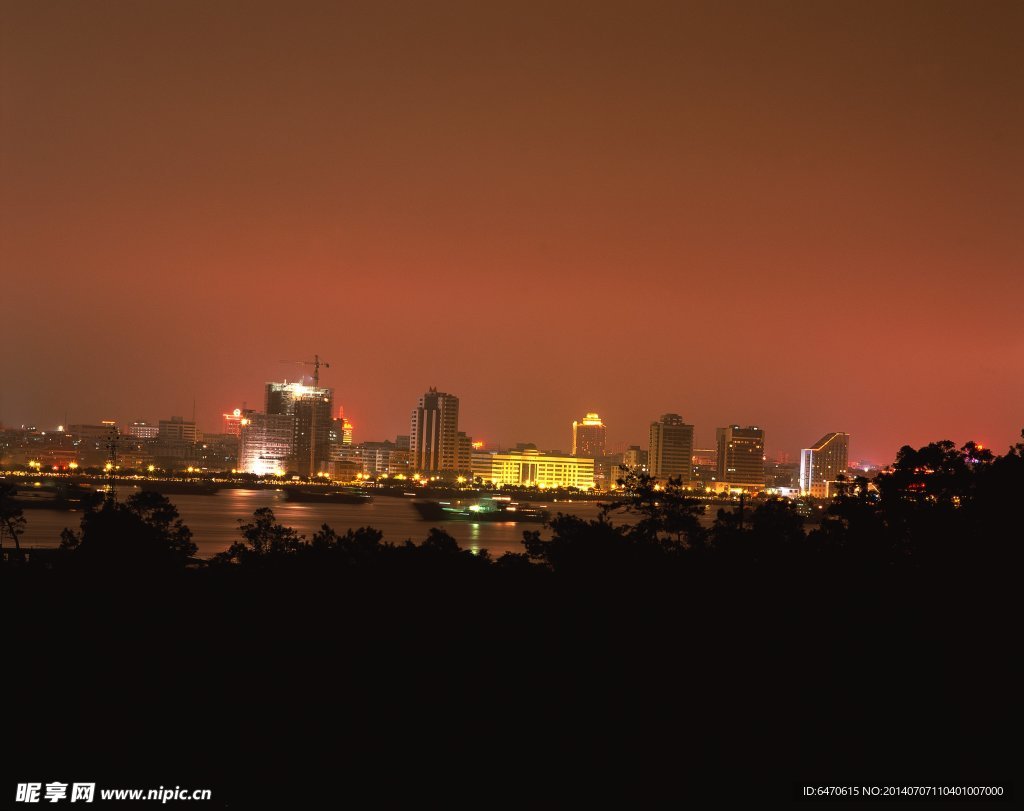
[280,354,330,388]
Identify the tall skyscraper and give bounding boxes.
[265,381,334,476]
[799,432,850,497]
[571,412,606,458]
[648,413,694,483]
[715,425,765,490]
[410,388,460,472]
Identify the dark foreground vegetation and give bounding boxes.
[2,440,1019,804]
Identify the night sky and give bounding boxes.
[2,0,1021,462]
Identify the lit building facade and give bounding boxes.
[352,441,412,477]
[472,448,595,490]
[127,421,159,439]
[648,413,694,483]
[410,388,460,472]
[571,412,606,458]
[715,425,765,491]
[799,432,850,498]
[222,409,245,437]
[238,412,295,476]
[266,381,334,477]
[333,407,354,447]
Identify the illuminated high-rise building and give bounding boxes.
[571,412,606,458]
[410,388,460,472]
[715,425,765,491]
[239,412,295,476]
[648,413,694,483]
[799,432,850,498]
[265,381,334,477]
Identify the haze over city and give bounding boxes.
[2,1,1022,462]
[4,3,1021,807]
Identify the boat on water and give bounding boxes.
[283,487,372,505]
[412,497,550,523]
[137,481,221,496]
[4,482,99,510]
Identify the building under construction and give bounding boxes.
[264,381,334,477]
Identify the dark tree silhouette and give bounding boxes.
[4,437,1021,806]
[211,507,305,564]
[310,524,386,558]
[602,467,707,549]
[710,497,807,566]
[58,490,196,568]
[419,526,463,555]
[0,483,26,556]
[524,512,647,575]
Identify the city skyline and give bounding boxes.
[5,373,1022,467]
[3,2,1022,467]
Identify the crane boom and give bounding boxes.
[279,354,330,387]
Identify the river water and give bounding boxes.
[16,487,613,559]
